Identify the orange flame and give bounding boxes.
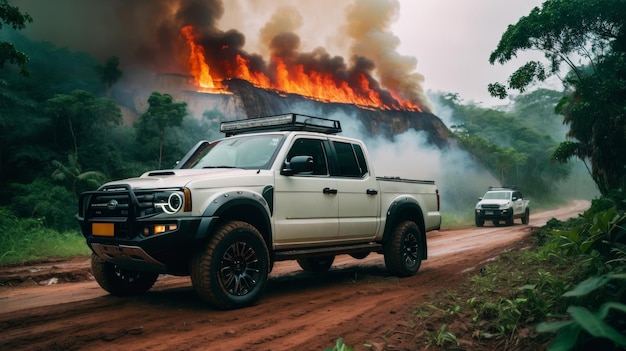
[181,26,215,89]
[180,26,421,112]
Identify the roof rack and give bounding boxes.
[488,185,519,190]
[220,113,342,136]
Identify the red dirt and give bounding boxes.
[0,200,589,351]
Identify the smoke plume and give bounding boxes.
[16,0,432,112]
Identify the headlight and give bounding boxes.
[154,192,184,214]
[499,202,511,210]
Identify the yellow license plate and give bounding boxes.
[92,223,114,237]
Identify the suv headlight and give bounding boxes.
[154,191,184,214]
[499,202,511,210]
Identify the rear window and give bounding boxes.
[332,141,367,177]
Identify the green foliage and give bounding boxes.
[550,206,626,263]
[488,0,626,195]
[45,89,122,154]
[536,277,626,351]
[425,324,459,348]
[51,153,107,196]
[8,178,78,231]
[438,92,569,199]
[95,56,122,97]
[404,199,626,350]
[465,250,578,342]
[532,200,626,350]
[0,206,88,265]
[0,0,32,75]
[135,92,187,168]
[324,338,353,351]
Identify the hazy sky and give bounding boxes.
[393,0,547,107]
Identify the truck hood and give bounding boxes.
[102,168,272,190]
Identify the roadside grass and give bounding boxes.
[0,209,89,266]
[398,202,626,351]
[440,211,473,228]
[404,231,585,350]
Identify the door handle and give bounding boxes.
[366,189,378,195]
[323,187,338,194]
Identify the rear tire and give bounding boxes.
[190,220,270,310]
[91,253,158,296]
[297,256,335,272]
[383,221,424,277]
[522,208,530,224]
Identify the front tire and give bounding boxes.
[297,256,335,272]
[506,211,514,226]
[383,221,424,277]
[91,253,158,296]
[475,214,484,227]
[190,220,270,310]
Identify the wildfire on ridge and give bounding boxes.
[180,26,422,112]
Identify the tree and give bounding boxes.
[135,92,187,168]
[95,56,122,97]
[51,153,107,196]
[0,0,32,75]
[45,90,122,157]
[439,92,569,198]
[488,0,626,195]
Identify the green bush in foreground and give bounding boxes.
[0,207,89,265]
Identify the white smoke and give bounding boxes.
[285,102,498,215]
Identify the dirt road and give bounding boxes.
[0,200,589,351]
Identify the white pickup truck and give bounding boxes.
[474,187,530,227]
[78,114,442,309]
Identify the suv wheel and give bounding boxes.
[522,208,530,224]
[383,220,423,277]
[475,214,484,227]
[91,253,158,296]
[191,220,270,310]
[506,211,514,226]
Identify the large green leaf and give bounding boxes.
[563,275,612,297]
[568,306,626,346]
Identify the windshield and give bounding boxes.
[183,134,285,170]
[483,191,511,200]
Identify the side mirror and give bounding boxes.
[281,155,313,176]
[512,197,518,201]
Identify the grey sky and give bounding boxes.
[393,0,547,107]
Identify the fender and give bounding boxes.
[382,196,428,258]
[195,189,273,242]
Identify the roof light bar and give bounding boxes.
[220,113,342,135]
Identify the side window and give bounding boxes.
[332,141,361,177]
[286,138,328,175]
[353,144,369,176]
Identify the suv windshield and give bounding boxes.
[182,134,285,170]
[483,191,511,200]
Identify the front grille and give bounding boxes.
[79,184,162,239]
[80,187,156,219]
[481,204,500,209]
